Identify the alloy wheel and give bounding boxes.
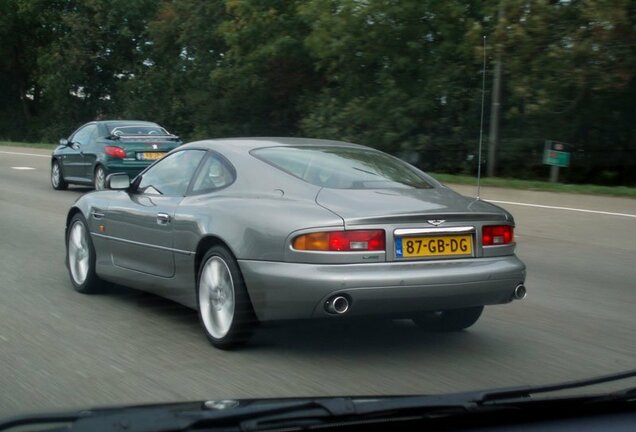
[199,256,236,339]
[68,221,90,285]
[94,167,105,190]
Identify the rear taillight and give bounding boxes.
[105,146,126,158]
[482,225,514,246]
[293,230,385,252]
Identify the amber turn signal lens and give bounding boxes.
[293,232,330,251]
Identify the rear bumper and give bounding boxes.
[239,256,526,321]
[103,161,151,178]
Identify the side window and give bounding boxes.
[88,125,98,142]
[71,124,96,146]
[137,150,205,196]
[190,153,235,194]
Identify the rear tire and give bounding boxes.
[197,246,257,349]
[412,306,484,332]
[94,165,106,190]
[66,213,104,294]
[51,160,68,190]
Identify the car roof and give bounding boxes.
[183,137,370,152]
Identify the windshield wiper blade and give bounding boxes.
[0,412,80,432]
[0,400,352,432]
[212,370,636,430]
[476,368,636,403]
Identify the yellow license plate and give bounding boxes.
[396,235,473,258]
[140,152,164,160]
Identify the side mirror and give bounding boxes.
[59,138,69,146]
[105,173,130,190]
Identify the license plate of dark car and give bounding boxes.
[138,152,164,160]
[395,235,473,258]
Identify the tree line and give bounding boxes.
[1,0,634,185]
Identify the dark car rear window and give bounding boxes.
[108,125,168,136]
[252,146,433,189]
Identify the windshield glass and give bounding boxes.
[253,146,433,189]
[1,0,635,422]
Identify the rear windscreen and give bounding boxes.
[109,125,169,136]
[252,146,433,190]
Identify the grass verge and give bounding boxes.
[0,140,56,150]
[431,173,636,198]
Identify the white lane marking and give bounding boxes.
[0,150,50,158]
[11,166,36,170]
[110,364,125,373]
[489,200,636,219]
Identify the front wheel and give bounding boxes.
[197,246,257,349]
[412,306,484,332]
[51,160,68,190]
[94,165,106,190]
[66,213,104,294]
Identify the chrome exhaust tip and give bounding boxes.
[325,295,350,315]
[513,284,527,300]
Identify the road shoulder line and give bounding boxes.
[489,199,636,219]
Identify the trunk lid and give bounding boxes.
[316,186,508,226]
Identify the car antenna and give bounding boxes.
[476,35,487,200]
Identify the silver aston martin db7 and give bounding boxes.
[64,138,527,349]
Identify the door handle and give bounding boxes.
[156,213,171,225]
[92,210,105,220]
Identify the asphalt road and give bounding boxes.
[1,146,636,416]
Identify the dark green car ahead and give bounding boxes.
[51,120,182,190]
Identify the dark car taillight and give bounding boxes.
[482,225,514,246]
[293,230,385,251]
[105,146,126,158]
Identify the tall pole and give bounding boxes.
[476,36,487,200]
[487,2,503,178]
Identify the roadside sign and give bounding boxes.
[543,140,571,183]
[543,141,571,168]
